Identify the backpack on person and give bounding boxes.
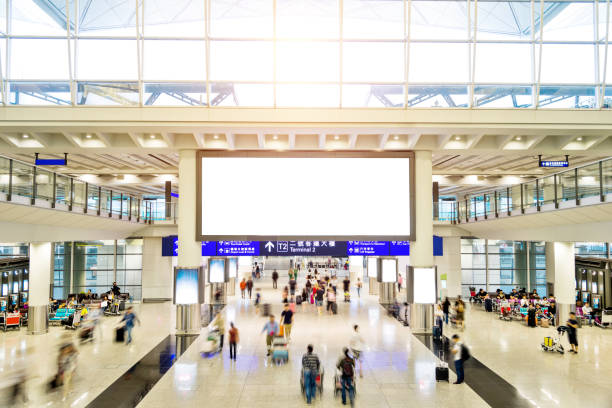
[461,344,471,361]
[341,357,354,377]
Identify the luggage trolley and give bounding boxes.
[595,308,612,328]
[300,367,324,397]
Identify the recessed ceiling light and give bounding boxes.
[149,134,156,139]
[393,135,399,140]
[334,135,339,140]
[515,136,522,141]
[273,135,278,140]
[577,137,583,141]
[85,134,92,139]
[22,134,29,139]
[213,135,219,140]
[454,136,461,141]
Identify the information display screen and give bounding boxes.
[228,258,238,278]
[413,267,436,304]
[209,259,226,283]
[174,268,200,304]
[367,257,378,278]
[198,154,413,240]
[381,259,397,283]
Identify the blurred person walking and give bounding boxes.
[228,322,239,360]
[336,348,356,407]
[451,334,470,384]
[301,345,321,405]
[280,303,294,341]
[349,325,365,378]
[272,270,279,289]
[240,278,247,299]
[246,277,254,299]
[213,312,225,351]
[120,306,141,345]
[261,315,279,356]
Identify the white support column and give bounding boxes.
[28,242,53,335]
[176,150,203,334]
[141,237,174,302]
[435,236,462,299]
[348,256,364,284]
[546,242,576,324]
[410,151,434,332]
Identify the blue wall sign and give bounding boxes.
[260,240,347,256]
[217,241,259,256]
[539,160,568,168]
[162,237,441,257]
[347,241,389,256]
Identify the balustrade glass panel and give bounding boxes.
[35,169,53,201]
[55,175,70,205]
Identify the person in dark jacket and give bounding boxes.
[272,270,279,289]
[442,297,451,324]
[527,303,537,327]
[111,282,120,296]
[246,278,254,299]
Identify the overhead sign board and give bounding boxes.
[217,241,259,256]
[261,240,347,256]
[539,154,569,168]
[347,241,389,256]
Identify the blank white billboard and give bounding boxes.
[200,156,412,239]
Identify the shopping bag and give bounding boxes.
[279,324,284,337]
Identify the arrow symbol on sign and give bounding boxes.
[265,241,275,252]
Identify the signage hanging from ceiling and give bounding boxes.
[35,153,68,166]
[538,154,569,168]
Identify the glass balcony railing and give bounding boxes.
[453,157,612,224]
[0,155,145,222]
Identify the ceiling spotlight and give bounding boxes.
[515,136,522,141]
[576,137,583,141]
[22,134,29,139]
[85,134,92,139]
[334,135,340,140]
[393,135,399,140]
[454,136,461,141]
[273,135,278,140]
[213,135,219,140]
[149,134,156,139]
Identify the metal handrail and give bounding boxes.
[453,157,612,224]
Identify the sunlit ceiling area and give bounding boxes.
[1,0,611,108]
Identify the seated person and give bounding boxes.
[61,312,75,327]
[49,297,59,312]
[111,282,121,296]
[520,296,529,307]
[67,296,77,309]
[582,302,593,326]
[86,289,93,299]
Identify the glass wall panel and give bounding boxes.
[73,241,115,296]
[77,82,139,106]
[538,85,597,109]
[210,41,273,81]
[10,0,67,36]
[35,169,53,201]
[116,238,143,300]
[407,85,469,108]
[53,243,71,300]
[0,0,6,34]
[276,84,339,107]
[276,0,339,39]
[343,0,404,39]
[8,82,71,106]
[78,0,136,37]
[209,82,274,107]
[9,39,69,80]
[0,157,10,194]
[143,0,205,37]
[344,42,404,82]
[342,84,404,108]
[277,41,339,82]
[474,43,531,83]
[409,43,469,83]
[11,161,33,198]
[144,83,207,106]
[410,1,468,40]
[143,40,206,81]
[473,85,532,108]
[541,1,594,41]
[77,40,138,80]
[210,0,273,38]
[476,1,532,41]
[575,242,608,258]
[0,243,28,259]
[540,44,595,84]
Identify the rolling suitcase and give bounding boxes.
[485,298,493,312]
[433,325,441,342]
[262,303,271,317]
[332,302,338,315]
[435,350,449,382]
[115,326,125,343]
[296,295,303,305]
[119,300,126,311]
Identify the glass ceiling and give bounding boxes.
[0,0,611,109]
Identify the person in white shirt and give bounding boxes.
[582,303,593,326]
[451,334,465,384]
[349,325,365,378]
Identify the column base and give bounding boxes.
[556,303,573,326]
[379,282,397,305]
[27,305,49,335]
[369,277,379,295]
[176,304,201,335]
[409,303,433,333]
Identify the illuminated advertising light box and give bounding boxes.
[367,257,378,278]
[228,257,238,278]
[208,258,228,283]
[173,266,204,305]
[379,258,398,283]
[197,152,414,241]
[407,266,437,304]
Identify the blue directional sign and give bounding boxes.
[162,236,217,257]
[539,160,568,168]
[347,241,389,256]
[260,240,347,256]
[217,241,259,256]
[390,241,411,256]
[202,241,217,256]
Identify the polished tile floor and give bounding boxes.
[139,276,488,408]
[3,274,612,407]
